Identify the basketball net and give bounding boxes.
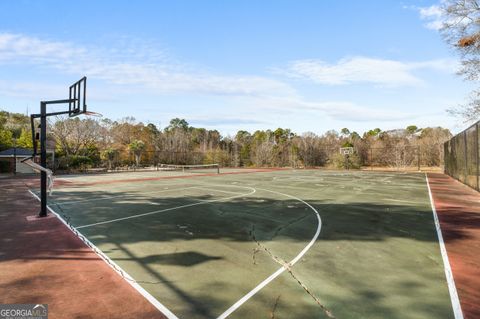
[84,111,103,117]
[23,158,54,195]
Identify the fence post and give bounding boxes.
[370,148,373,170]
[443,142,448,175]
[477,123,479,191]
[464,131,468,184]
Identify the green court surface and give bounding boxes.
[37,170,454,319]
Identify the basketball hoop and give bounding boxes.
[340,147,354,155]
[30,76,95,217]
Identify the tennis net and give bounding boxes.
[158,163,220,174]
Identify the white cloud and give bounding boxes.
[0,32,451,132]
[419,5,442,19]
[0,80,65,99]
[412,58,460,74]
[188,116,266,126]
[278,56,456,87]
[404,3,445,30]
[419,5,444,30]
[0,32,293,97]
[0,79,120,104]
[232,95,417,122]
[304,101,413,122]
[0,33,83,62]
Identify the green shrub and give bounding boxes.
[57,155,93,170]
[69,155,92,168]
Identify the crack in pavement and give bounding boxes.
[250,225,335,318]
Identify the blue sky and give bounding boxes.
[0,0,473,135]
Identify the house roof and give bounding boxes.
[0,148,34,157]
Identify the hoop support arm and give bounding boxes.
[31,110,73,118]
[41,98,77,105]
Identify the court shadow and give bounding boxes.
[26,169,480,247]
[46,187,459,244]
[129,251,222,267]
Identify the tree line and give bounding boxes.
[0,110,452,171]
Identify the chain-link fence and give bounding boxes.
[444,121,479,190]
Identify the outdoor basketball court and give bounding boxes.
[28,169,457,319]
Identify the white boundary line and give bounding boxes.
[425,174,464,319]
[191,186,241,195]
[216,187,322,319]
[27,189,180,319]
[50,185,199,206]
[76,186,256,229]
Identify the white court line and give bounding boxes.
[153,187,246,203]
[27,190,180,319]
[425,174,464,319]
[50,185,199,206]
[216,187,322,319]
[76,186,256,229]
[191,186,241,195]
[381,198,423,204]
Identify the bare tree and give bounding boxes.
[296,132,327,167]
[417,127,452,166]
[441,0,480,121]
[50,117,102,156]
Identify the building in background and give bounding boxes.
[0,148,55,174]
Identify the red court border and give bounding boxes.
[427,173,480,319]
[0,178,167,319]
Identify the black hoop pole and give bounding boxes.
[39,102,47,217]
[36,102,72,217]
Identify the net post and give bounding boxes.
[417,146,421,171]
[39,101,48,217]
[217,164,220,174]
